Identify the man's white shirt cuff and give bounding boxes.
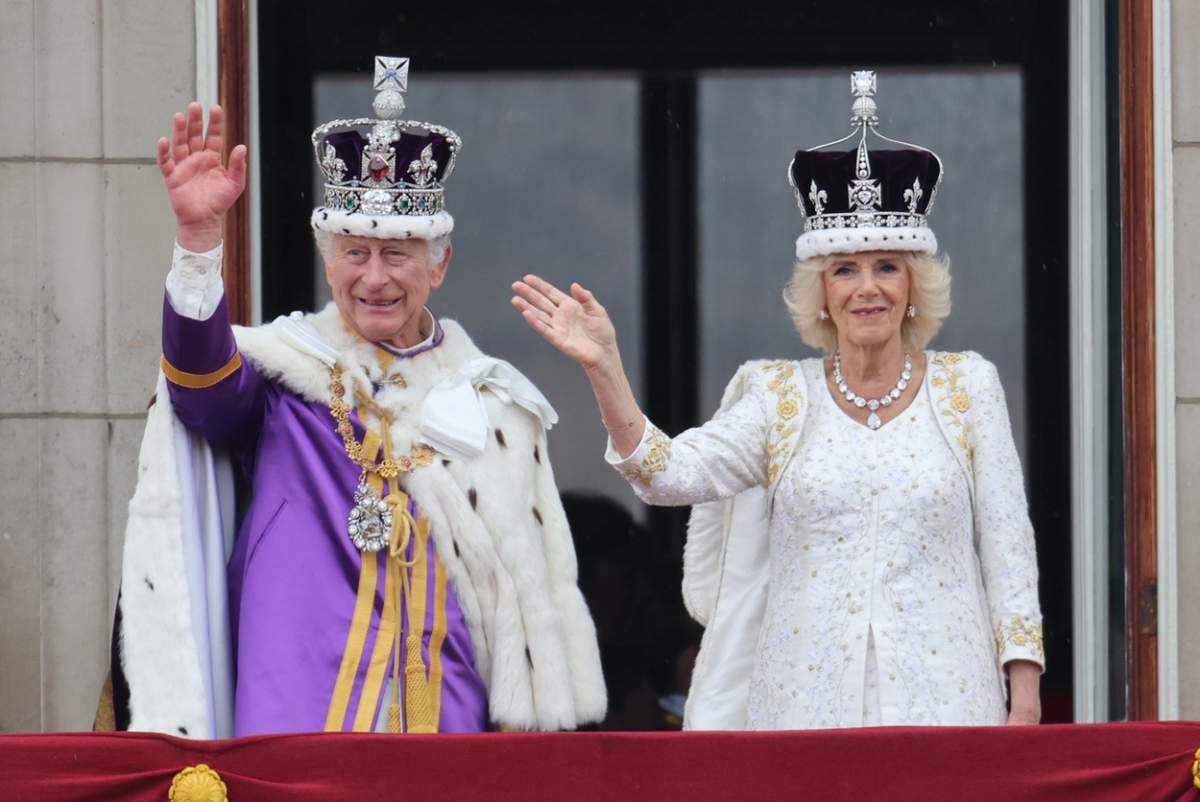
[165,241,225,321]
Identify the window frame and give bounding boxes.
[212,0,1167,721]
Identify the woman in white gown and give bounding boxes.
[511,71,1044,730]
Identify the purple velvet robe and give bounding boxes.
[163,295,488,736]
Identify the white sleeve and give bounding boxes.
[603,379,768,507]
[970,357,1046,672]
[165,241,225,321]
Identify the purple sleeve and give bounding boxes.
[163,292,266,449]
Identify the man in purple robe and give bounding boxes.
[101,57,605,738]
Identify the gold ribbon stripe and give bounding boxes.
[323,430,385,732]
[161,352,243,389]
[323,555,378,732]
[352,557,399,732]
[427,542,449,729]
[403,517,437,733]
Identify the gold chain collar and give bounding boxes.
[329,364,434,479]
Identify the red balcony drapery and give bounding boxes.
[2,723,1199,801]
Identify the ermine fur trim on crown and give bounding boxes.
[310,208,454,240]
[794,225,937,261]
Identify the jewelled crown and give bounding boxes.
[788,70,944,261]
[310,56,462,241]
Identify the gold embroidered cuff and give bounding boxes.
[994,616,1045,669]
[161,352,242,389]
[617,424,672,487]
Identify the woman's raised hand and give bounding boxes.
[513,274,646,454]
[157,102,248,252]
[511,275,618,371]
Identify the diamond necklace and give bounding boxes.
[832,350,913,431]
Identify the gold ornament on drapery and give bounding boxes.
[169,764,228,802]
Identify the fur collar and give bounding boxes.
[232,303,483,410]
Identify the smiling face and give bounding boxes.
[325,235,451,346]
[821,251,911,350]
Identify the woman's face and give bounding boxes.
[822,251,910,350]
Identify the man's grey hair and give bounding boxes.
[314,229,451,269]
[426,234,450,265]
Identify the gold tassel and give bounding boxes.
[403,519,438,733]
[387,702,402,733]
[372,410,438,734]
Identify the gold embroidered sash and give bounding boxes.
[762,361,807,486]
[324,413,448,733]
[928,352,976,499]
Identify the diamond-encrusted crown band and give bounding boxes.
[804,211,929,233]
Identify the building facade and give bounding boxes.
[0,0,1196,730]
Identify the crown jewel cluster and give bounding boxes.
[311,56,461,219]
[791,70,942,235]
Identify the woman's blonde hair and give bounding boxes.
[782,251,952,354]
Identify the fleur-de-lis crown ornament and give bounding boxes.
[786,70,945,261]
[310,56,463,241]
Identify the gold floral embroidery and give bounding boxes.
[994,616,1045,661]
[764,361,802,483]
[619,424,672,486]
[930,352,974,471]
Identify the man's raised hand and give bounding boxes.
[157,102,248,252]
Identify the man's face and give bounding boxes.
[325,235,450,346]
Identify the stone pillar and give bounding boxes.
[1171,0,1200,721]
[0,0,194,731]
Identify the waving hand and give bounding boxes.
[511,275,618,371]
[156,102,247,252]
[512,274,647,457]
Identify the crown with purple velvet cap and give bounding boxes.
[310,56,462,241]
[788,70,944,261]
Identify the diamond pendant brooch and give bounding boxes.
[329,364,437,553]
[832,351,913,431]
[347,480,392,552]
